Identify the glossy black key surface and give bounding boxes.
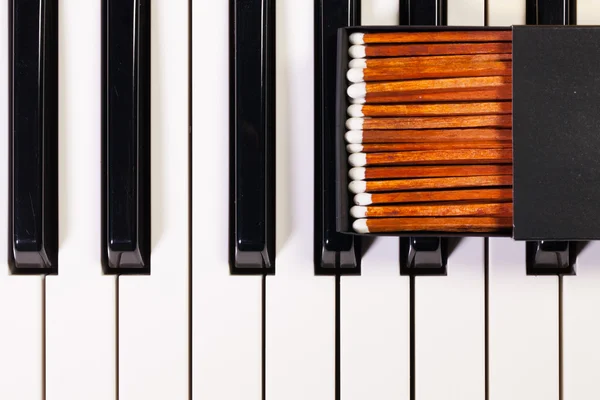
[314,0,361,275]
[102,0,150,274]
[528,0,576,24]
[398,0,448,275]
[525,0,576,275]
[9,0,58,274]
[400,237,448,276]
[400,0,447,25]
[230,0,275,274]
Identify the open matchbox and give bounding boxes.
[335,25,600,240]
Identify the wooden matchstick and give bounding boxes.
[349,175,513,193]
[347,62,511,82]
[346,115,512,131]
[352,86,512,104]
[349,31,512,45]
[347,102,512,118]
[348,76,511,99]
[349,42,512,58]
[354,188,513,205]
[345,129,512,144]
[350,202,513,218]
[349,54,512,69]
[349,149,512,167]
[352,217,513,233]
[349,165,512,180]
[347,141,512,153]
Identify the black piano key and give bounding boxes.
[531,0,576,25]
[314,0,361,275]
[400,0,447,26]
[9,0,58,274]
[525,0,576,275]
[102,0,150,274]
[398,0,448,276]
[230,0,275,274]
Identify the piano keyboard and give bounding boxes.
[1,0,600,399]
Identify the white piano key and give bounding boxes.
[413,6,485,400]
[192,0,263,399]
[415,239,485,400]
[341,238,410,400]
[562,8,600,398]
[563,243,600,399]
[118,1,189,399]
[488,3,559,399]
[488,0,526,26]
[361,0,400,25]
[0,4,43,398]
[45,1,116,399]
[265,1,335,399]
[448,0,485,26]
[488,239,559,400]
[577,0,600,24]
[341,3,409,400]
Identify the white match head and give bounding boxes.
[347,83,367,99]
[348,152,367,167]
[354,193,372,206]
[348,180,367,194]
[352,219,370,234]
[346,117,364,131]
[346,144,363,153]
[348,167,366,180]
[345,130,363,144]
[348,82,367,99]
[350,206,368,219]
[351,97,366,105]
[349,58,367,68]
[348,45,366,59]
[347,104,364,117]
[346,68,365,83]
[349,32,365,45]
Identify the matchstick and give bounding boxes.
[353,188,513,205]
[350,202,513,218]
[352,217,513,233]
[347,102,512,118]
[349,31,512,45]
[349,42,512,58]
[347,62,511,82]
[347,76,511,99]
[345,129,512,144]
[348,175,512,193]
[349,54,511,69]
[350,86,512,104]
[348,165,512,180]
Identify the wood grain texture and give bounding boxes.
[363,149,512,166]
[362,76,511,96]
[357,129,512,143]
[363,188,513,204]
[356,54,512,68]
[356,102,512,117]
[358,202,513,218]
[362,42,512,57]
[360,165,512,179]
[360,62,511,81]
[359,31,512,44]
[363,175,513,191]
[360,217,513,233]
[355,115,512,130]
[360,86,512,103]
[355,141,511,152]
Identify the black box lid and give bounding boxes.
[513,26,600,240]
